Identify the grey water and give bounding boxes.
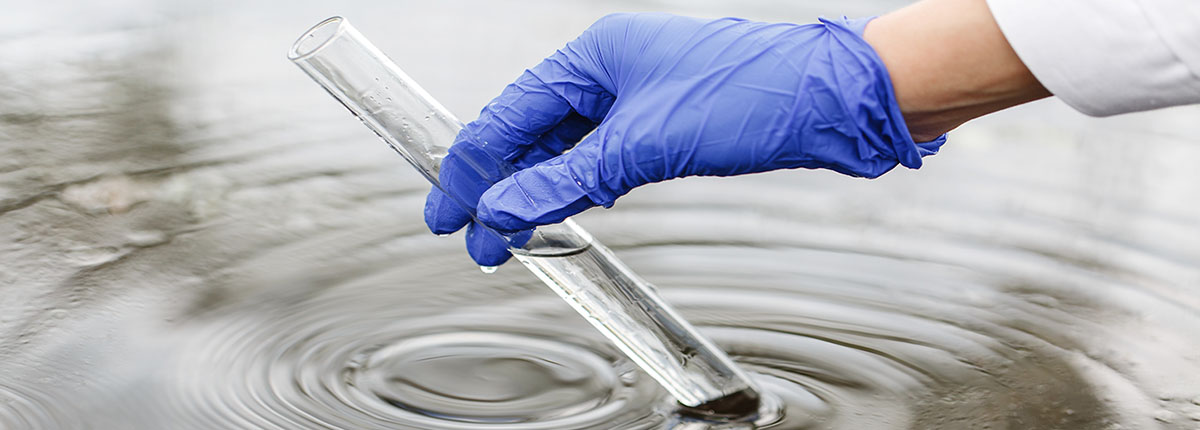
[2,0,1200,429]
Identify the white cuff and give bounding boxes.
[986,0,1200,117]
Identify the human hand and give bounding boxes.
[425,13,945,266]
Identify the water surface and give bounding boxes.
[2,1,1199,428]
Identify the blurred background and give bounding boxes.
[2,0,1198,429]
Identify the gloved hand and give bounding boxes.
[425,13,946,266]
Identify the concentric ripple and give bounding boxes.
[6,185,1200,429]
[157,291,673,429]
[348,332,622,423]
[122,223,1200,430]
[0,382,86,430]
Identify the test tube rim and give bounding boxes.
[289,16,347,61]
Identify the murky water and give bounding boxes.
[3,1,1199,429]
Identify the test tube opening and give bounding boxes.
[289,16,346,61]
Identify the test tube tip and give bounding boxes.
[678,389,763,422]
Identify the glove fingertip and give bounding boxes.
[424,188,472,235]
[465,222,513,266]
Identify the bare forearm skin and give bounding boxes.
[863,0,1051,142]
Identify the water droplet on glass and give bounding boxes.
[479,266,498,274]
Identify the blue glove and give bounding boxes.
[425,13,946,266]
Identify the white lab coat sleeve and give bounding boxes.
[986,0,1200,116]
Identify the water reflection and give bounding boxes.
[2,0,1199,429]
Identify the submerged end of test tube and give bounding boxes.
[677,388,762,421]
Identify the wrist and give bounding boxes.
[862,0,1050,142]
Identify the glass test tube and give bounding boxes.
[289,17,759,413]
